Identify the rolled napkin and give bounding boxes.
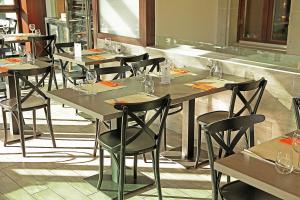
[97,81,122,87]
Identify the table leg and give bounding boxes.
[182,99,195,159]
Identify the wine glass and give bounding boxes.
[86,70,97,95]
[3,23,9,35]
[29,24,35,34]
[292,132,300,172]
[275,150,293,174]
[144,75,154,95]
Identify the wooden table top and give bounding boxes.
[53,51,120,66]
[215,132,300,200]
[46,69,246,121]
[0,58,50,77]
[3,33,43,43]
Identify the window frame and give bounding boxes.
[237,0,290,45]
[92,0,155,46]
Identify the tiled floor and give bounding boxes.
[0,74,214,200]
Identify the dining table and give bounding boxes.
[215,131,300,200]
[2,33,43,44]
[0,58,50,142]
[45,66,246,199]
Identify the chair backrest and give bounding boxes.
[132,57,165,74]
[116,53,149,77]
[0,38,10,59]
[224,77,267,117]
[55,41,87,53]
[29,35,56,59]
[293,97,300,129]
[205,114,265,200]
[94,66,134,81]
[113,95,171,153]
[10,66,53,110]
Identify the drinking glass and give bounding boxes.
[18,45,26,63]
[144,75,154,95]
[29,24,35,34]
[136,70,146,82]
[292,132,300,172]
[275,150,293,174]
[3,23,9,34]
[35,29,41,35]
[104,38,112,51]
[86,70,97,94]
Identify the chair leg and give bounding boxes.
[163,124,167,151]
[118,152,125,200]
[2,108,7,146]
[44,105,56,148]
[32,110,37,138]
[93,119,100,157]
[194,124,202,168]
[53,70,59,90]
[15,110,26,157]
[153,150,162,200]
[143,153,147,163]
[96,146,104,189]
[133,155,137,180]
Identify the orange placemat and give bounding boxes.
[171,68,190,75]
[88,49,105,53]
[191,82,216,91]
[5,58,21,63]
[0,66,9,73]
[86,55,106,60]
[96,81,122,87]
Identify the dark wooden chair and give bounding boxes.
[116,53,149,77]
[0,38,11,99]
[195,78,267,167]
[0,66,56,156]
[55,42,87,88]
[205,114,280,200]
[293,97,300,129]
[96,95,171,200]
[29,35,58,89]
[93,65,135,156]
[132,57,183,150]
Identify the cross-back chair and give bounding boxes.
[0,66,56,156]
[195,77,267,167]
[116,53,149,77]
[293,97,300,129]
[55,42,87,88]
[205,114,280,200]
[96,95,171,200]
[29,35,58,89]
[132,57,183,150]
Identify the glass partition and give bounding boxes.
[0,0,14,5]
[99,0,139,38]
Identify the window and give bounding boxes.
[238,0,291,45]
[0,0,19,33]
[93,0,155,46]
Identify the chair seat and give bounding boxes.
[98,127,156,155]
[0,96,47,111]
[65,70,86,80]
[37,56,52,63]
[221,181,281,200]
[197,110,230,125]
[169,103,183,115]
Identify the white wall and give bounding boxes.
[155,0,219,44]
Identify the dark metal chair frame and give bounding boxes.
[29,35,58,89]
[1,66,56,156]
[132,57,183,150]
[195,78,267,167]
[116,53,149,77]
[205,114,279,200]
[293,97,300,129]
[55,42,87,88]
[96,95,171,200]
